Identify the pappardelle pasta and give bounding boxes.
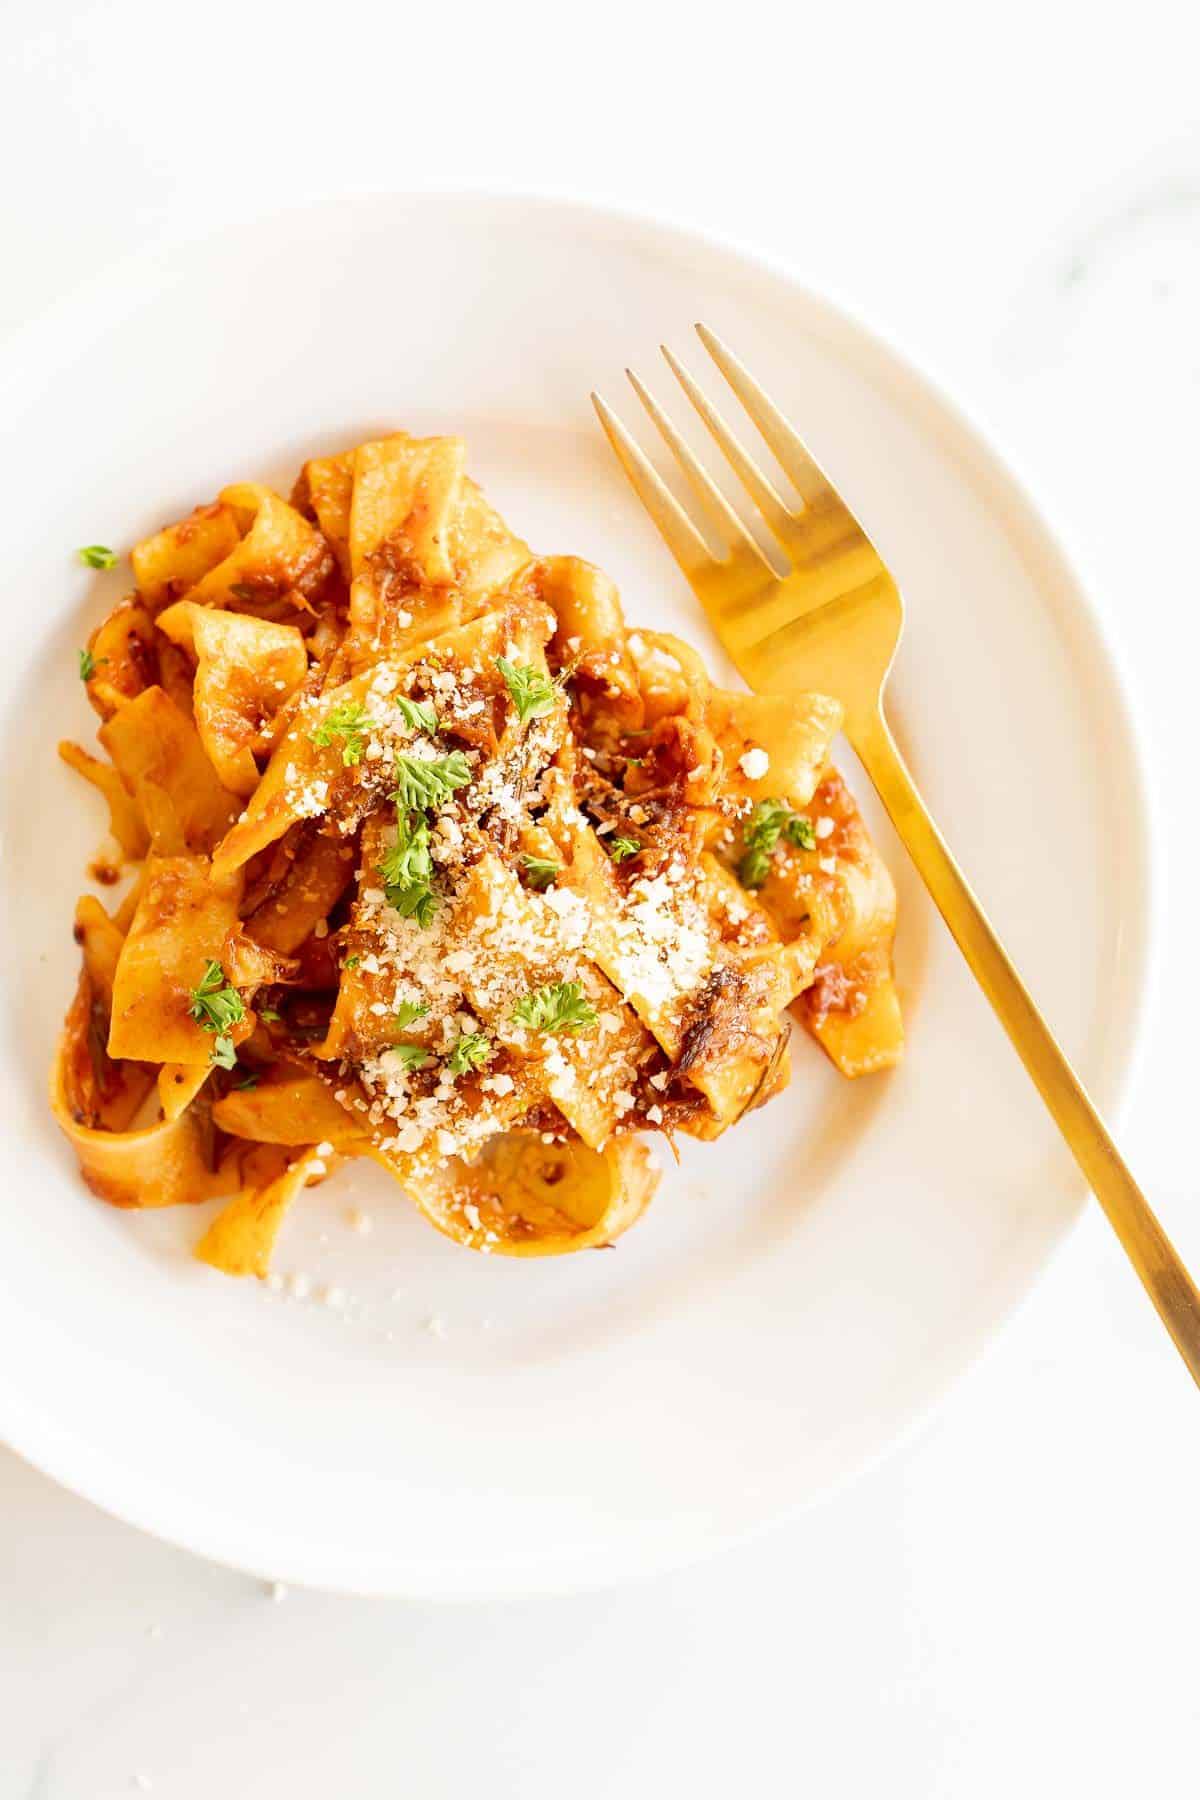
[54,432,902,1276]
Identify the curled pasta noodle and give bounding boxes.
[80,596,159,720]
[100,687,239,854]
[211,1073,367,1150]
[131,503,243,607]
[524,556,642,732]
[291,450,355,578]
[156,602,308,795]
[108,856,245,1065]
[52,973,229,1207]
[58,740,150,863]
[187,487,334,613]
[195,1151,325,1279]
[243,832,356,955]
[157,1064,210,1123]
[382,1132,659,1257]
[791,772,903,1077]
[344,434,529,665]
[53,429,901,1277]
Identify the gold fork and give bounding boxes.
[593,323,1200,1388]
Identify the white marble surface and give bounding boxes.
[4,3,1200,1793]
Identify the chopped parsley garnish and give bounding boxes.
[495,657,557,725]
[234,1071,260,1090]
[378,816,432,891]
[343,953,361,970]
[520,853,561,891]
[376,753,472,927]
[78,648,101,681]
[606,836,642,862]
[391,750,472,811]
[393,999,429,1029]
[394,695,439,735]
[446,1032,492,1076]
[391,883,439,927]
[187,960,246,1038]
[257,1007,281,1023]
[377,813,437,922]
[186,963,243,1069]
[511,979,598,1035]
[78,545,117,570]
[737,799,817,889]
[391,1042,432,1071]
[308,699,370,766]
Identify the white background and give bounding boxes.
[4,3,1200,1793]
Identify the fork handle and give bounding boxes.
[851,704,1200,1388]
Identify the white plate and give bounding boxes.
[0,195,1152,1598]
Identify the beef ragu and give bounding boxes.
[53,430,902,1280]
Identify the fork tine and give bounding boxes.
[624,367,775,571]
[590,392,714,579]
[694,323,832,509]
[660,345,797,549]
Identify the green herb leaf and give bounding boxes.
[520,853,561,891]
[187,960,245,1036]
[343,953,361,970]
[378,752,470,926]
[738,846,772,889]
[446,1032,492,1076]
[378,815,432,891]
[257,1007,281,1023]
[606,835,642,863]
[308,699,370,766]
[391,750,472,811]
[234,1071,260,1090]
[211,1034,238,1071]
[394,695,439,735]
[393,999,429,1029]
[78,648,99,681]
[378,813,438,924]
[393,886,440,927]
[511,979,598,1035]
[784,814,817,851]
[495,657,557,725]
[391,1042,432,1071]
[737,799,816,889]
[78,545,117,570]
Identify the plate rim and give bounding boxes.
[0,189,1159,1597]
